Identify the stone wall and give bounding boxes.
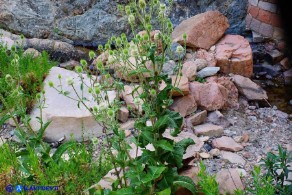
[246,0,283,40]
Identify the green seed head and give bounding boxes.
[89,51,96,60]
[125,5,131,15]
[5,74,12,83]
[146,24,152,31]
[116,38,122,46]
[66,77,74,86]
[98,44,103,51]
[107,109,115,118]
[105,44,110,50]
[123,49,129,55]
[176,45,184,54]
[58,74,62,79]
[36,93,41,100]
[143,34,149,41]
[48,81,54,87]
[96,61,103,69]
[93,106,98,112]
[160,3,166,11]
[75,66,83,73]
[94,86,101,94]
[150,89,156,96]
[128,14,135,24]
[139,0,146,9]
[88,87,93,94]
[182,33,187,40]
[80,59,87,67]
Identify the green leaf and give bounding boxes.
[156,140,174,152]
[157,188,171,195]
[154,110,183,135]
[109,188,134,195]
[141,166,166,184]
[37,121,51,140]
[162,138,194,168]
[14,128,27,144]
[173,175,196,194]
[0,114,11,127]
[157,168,178,190]
[52,141,75,162]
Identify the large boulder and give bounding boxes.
[0,0,247,45]
[29,67,117,142]
[172,11,229,50]
[215,35,253,77]
[189,82,228,111]
[232,75,268,101]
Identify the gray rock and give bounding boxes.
[197,67,220,78]
[0,29,87,62]
[163,60,176,75]
[0,0,247,45]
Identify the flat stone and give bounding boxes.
[197,67,220,78]
[185,110,207,127]
[194,123,224,137]
[29,67,116,142]
[199,152,211,159]
[212,136,244,152]
[216,168,244,194]
[232,74,268,100]
[221,151,246,165]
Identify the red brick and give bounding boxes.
[249,5,260,18]
[269,13,282,27]
[257,9,271,23]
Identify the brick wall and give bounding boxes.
[246,0,283,40]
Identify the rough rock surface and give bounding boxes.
[215,35,253,77]
[170,95,197,117]
[232,75,268,101]
[194,123,224,137]
[217,77,239,109]
[0,29,87,62]
[29,67,116,142]
[185,110,207,127]
[221,151,246,165]
[212,136,244,152]
[216,169,244,194]
[189,82,228,111]
[172,11,229,50]
[0,0,247,45]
